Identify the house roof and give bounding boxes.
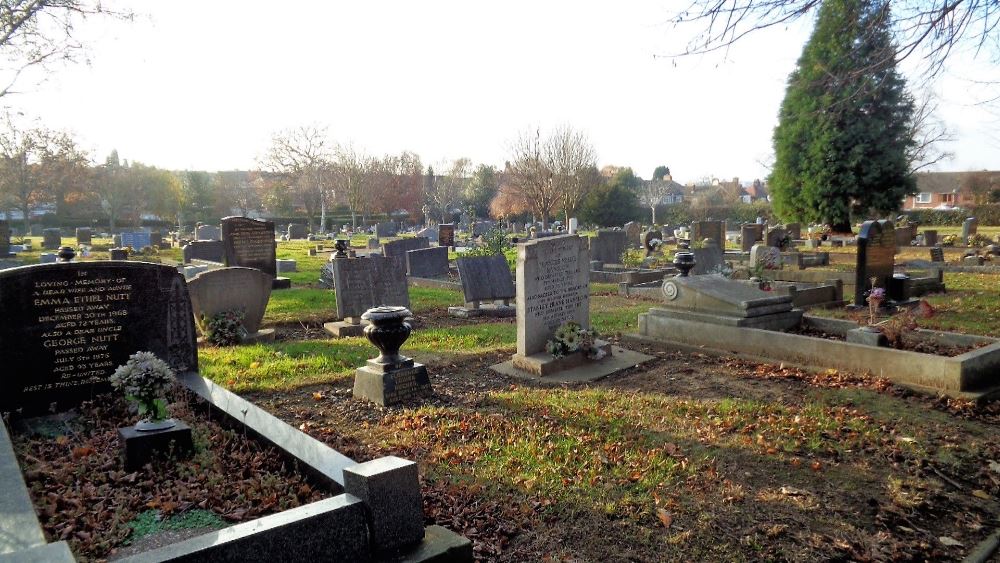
[914,171,1000,193]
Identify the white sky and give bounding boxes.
[10,0,1000,184]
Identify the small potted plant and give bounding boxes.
[110,351,178,431]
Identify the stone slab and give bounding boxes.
[382,237,430,259]
[492,346,653,383]
[0,541,74,562]
[344,456,424,554]
[456,254,515,303]
[406,246,449,278]
[398,525,473,563]
[323,321,366,338]
[447,304,515,319]
[0,420,47,554]
[118,421,194,472]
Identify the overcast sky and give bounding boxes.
[10,0,1000,184]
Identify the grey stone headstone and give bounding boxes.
[854,220,895,306]
[691,220,725,247]
[343,456,424,554]
[42,228,61,250]
[75,227,92,245]
[515,234,589,357]
[367,237,380,250]
[749,244,781,270]
[287,224,308,239]
[29,224,43,236]
[195,224,221,241]
[112,234,122,248]
[405,246,449,278]
[188,267,273,334]
[438,223,455,248]
[472,221,494,237]
[109,248,128,260]
[589,230,628,264]
[962,217,978,243]
[381,237,429,259]
[150,231,164,248]
[120,231,152,249]
[416,227,438,242]
[692,240,725,275]
[0,261,197,416]
[222,216,277,278]
[641,230,662,256]
[375,222,397,238]
[785,223,801,240]
[332,255,409,319]
[456,254,515,303]
[741,224,764,252]
[623,222,641,248]
[923,230,938,247]
[182,240,225,264]
[765,227,786,248]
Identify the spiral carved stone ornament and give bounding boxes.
[662,280,679,300]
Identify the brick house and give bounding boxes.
[903,171,1000,210]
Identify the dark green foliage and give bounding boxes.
[770,0,915,231]
[610,168,641,192]
[464,164,500,218]
[652,166,671,181]
[579,182,643,227]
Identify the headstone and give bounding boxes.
[109,248,128,260]
[515,234,590,359]
[785,223,802,241]
[75,228,92,245]
[623,222,641,248]
[276,259,297,273]
[381,237,430,259]
[287,224,308,239]
[895,225,915,248]
[416,227,438,242]
[472,221,494,237]
[438,223,455,248]
[741,224,764,252]
[188,267,274,342]
[405,246,449,278]
[0,261,197,416]
[112,234,122,248]
[930,247,945,263]
[375,222,397,238]
[589,229,628,265]
[962,217,978,244]
[195,224,221,241]
[641,230,662,256]
[690,220,725,247]
[42,228,61,250]
[923,230,938,247]
[0,220,11,257]
[39,253,58,264]
[854,220,896,306]
[692,240,725,275]
[568,218,578,234]
[367,237,380,250]
[765,227,787,248]
[182,240,225,264]
[222,216,277,277]
[150,231,164,248]
[120,231,152,249]
[29,224,43,236]
[331,256,410,322]
[455,255,515,305]
[749,244,781,270]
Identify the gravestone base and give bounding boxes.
[846,327,888,347]
[447,303,515,319]
[354,360,432,406]
[512,339,613,376]
[243,329,276,344]
[324,320,367,338]
[493,344,653,383]
[119,420,194,472]
[272,276,292,290]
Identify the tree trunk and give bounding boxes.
[21,203,29,238]
[651,206,657,225]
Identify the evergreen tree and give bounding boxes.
[770,0,915,232]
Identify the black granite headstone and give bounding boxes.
[0,261,198,416]
[75,228,92,245]
[42,228,61,250]
[182,240,225,264]
[438,224,455,248]
[854,220,896,306]
[381,237,429,259]
[222,216,277,277]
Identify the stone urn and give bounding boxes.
[361,306,413,366]
[673,252,696,277]
[57,246,76,262]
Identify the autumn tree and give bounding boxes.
[333,146,373,228]
[426,158,470,223]
[214,170,260,217]
[548,125,599,224]
[769,0,915,232]
[0,124,48,233]
[260,125,332,231]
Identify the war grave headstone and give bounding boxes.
[75,227,92,245]
[42,228,61,250]
[221,216,290,289]
[624,222,641,248]
[854,220,896,306]
[449,255,516,318]
[0,261,197,415]
[691,220,725,247]
[323,255,410,337]
[930,247,945,263]
[923,229,938,247]
[375,222,397,238]
[490,234,651,380]
[589,229,628,267]
[287,223,308,239]
[962,217,978,244]
[182,240,225,264]
[405,246,449,278]
[188,267,275,344]
[438,223,455,248]
[120,231,151,249]
[691,239,725,275]
[0,220,12,257]
[195,224,221,241]
[381,236,430,259]
[741,224,764,252]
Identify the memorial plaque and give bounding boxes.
[690,220,725,247]
[120,231,152,249]
[381,237,429,259]
[930,247,945,262]
[438,223,455,248]
[456,255,515,303]
[0,261,197,416]
[380,366,432,405]
[222,216,277,277]
[182,240,225,264]
[188,267,272,334]
[589,230,627,264]
[405,246,449,278]
[854,220,896,306]
[75,228,92,245]
[516,234,590,357]
[42,228,61,250]
[332,256,409,320]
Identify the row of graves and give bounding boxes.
[0,248,474,560]
[629,219,1000,399]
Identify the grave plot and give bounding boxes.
[0,260,470,562]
